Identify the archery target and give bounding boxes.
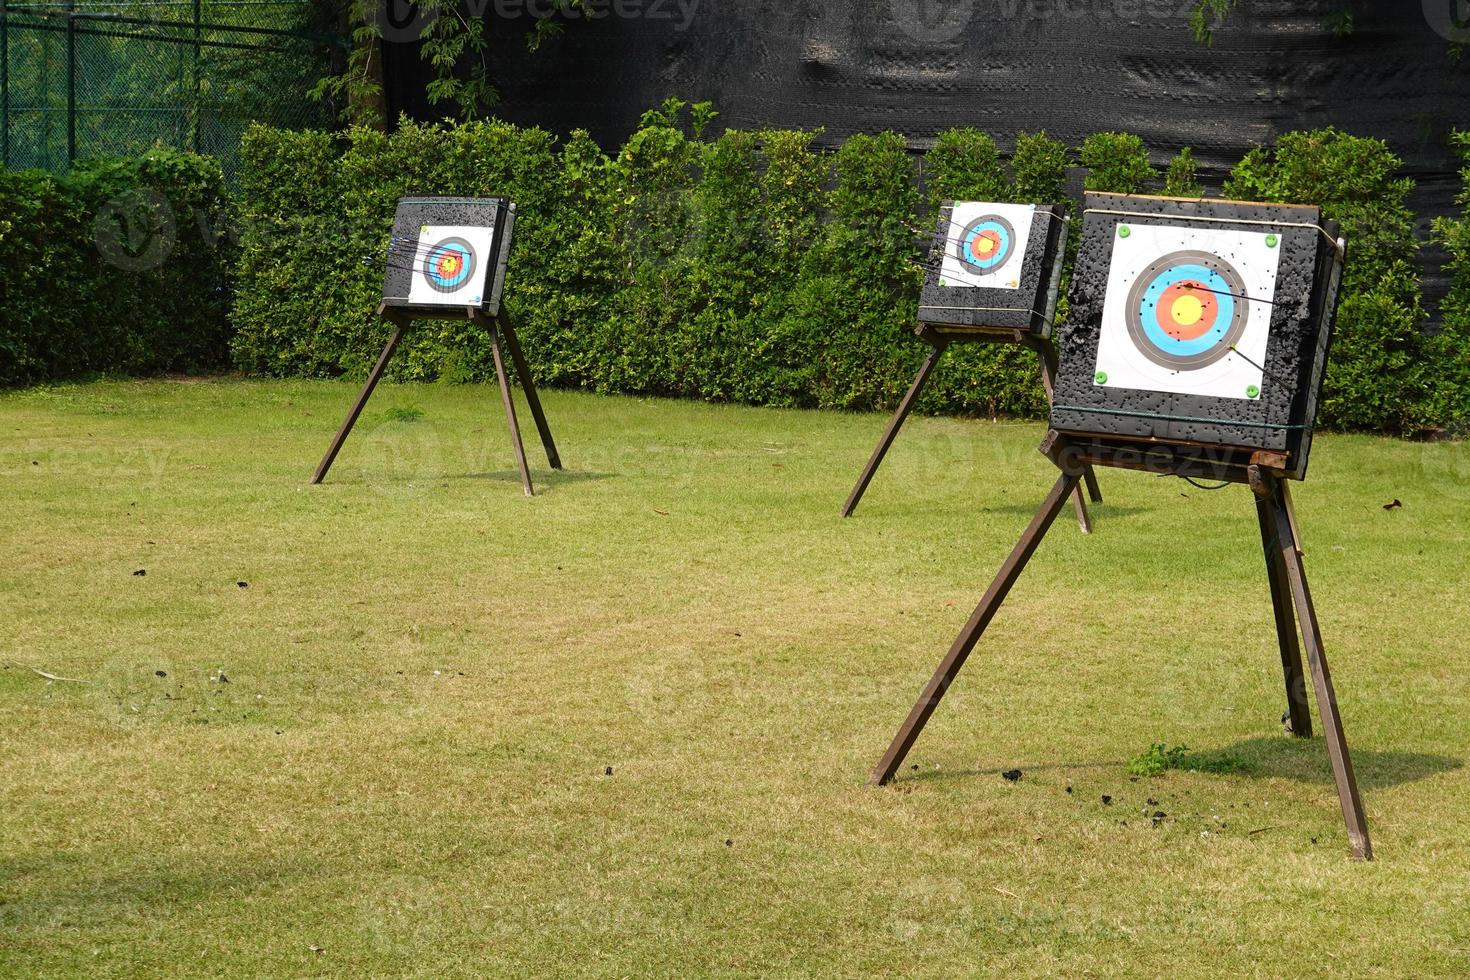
[938,201,1036,290]
[1094,224,1280,401]
[407,223,495,307]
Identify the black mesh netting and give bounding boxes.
[384,0,1470,319]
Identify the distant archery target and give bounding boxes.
[421,236,476,293]
[1124,250,1248,370]
[955,214,1017,276]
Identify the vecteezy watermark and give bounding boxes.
[374,0,701,43]
[1424,0,1470,42]
[375,0,438,42]
[889,0,976,42]
[93,188,176,272]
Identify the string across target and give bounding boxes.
[421,236,477,294]
[955,214,1018,277]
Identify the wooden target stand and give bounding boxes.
[311,302,561,494]
[841,325,1104,532]
[869,433,1372,860]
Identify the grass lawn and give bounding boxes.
[3,377,1469,976]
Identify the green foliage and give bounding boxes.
[1190,0,1240,45]
[1080,132,1156,194]
[1129,742,1253,776]
[1225,128,1461,433]
[1010,131,1070,204]
[782,132,921,409]
[224,117,1469,433]
[0,149,232,386]
[1128,742,1190,777]
[923,128,1008,214]
[1162,147,1204,198]
[1432,131,1470,431]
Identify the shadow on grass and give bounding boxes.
[0,851,313,932]
[893,739,1461,792]
[456,468,615,491]
[1192,736,1462,791]
[980,502,1151,521]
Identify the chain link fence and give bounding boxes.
[1,0,344,179]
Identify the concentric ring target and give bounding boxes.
[1124,249,1249,370]
[954,214,1017,277]
[421,236,476,293]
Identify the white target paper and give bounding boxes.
[1094,224,1280,402]
[937,201,1037,291]
[406,223,496,307]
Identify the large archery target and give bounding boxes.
[407,223,496,307]
[1094,224,1280,401]
[938,201,1036,290]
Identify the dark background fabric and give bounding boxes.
[382,0,1470,318]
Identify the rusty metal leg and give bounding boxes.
[1033,342,1095,534]
[496,313,562,470]
[489,322,534,497]
[1267,481,1372,860]
[312,322,405,485]
[842,339,948,518]
[1257,493,1312,737]
[870,470,1080,785]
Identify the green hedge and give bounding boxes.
[0,149,232,386]
[1433,131,1470,433]
[224,117,1470,432]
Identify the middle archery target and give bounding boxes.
[938,202,1037,290]
[406,224,496,308]
[1094,224,1280,401]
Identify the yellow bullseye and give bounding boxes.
[975,236,996,256]
[1170,294,1205,326]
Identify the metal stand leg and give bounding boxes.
[312,320,406,485]
[842,339,948,518]
[1266,480,1372,860]
[489,321,534,497]
[870,470,1081,785]
[1257,494,1312,737]
[494,312,562,470]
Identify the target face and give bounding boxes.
[938,201,1036,290]
[406,223,495,307]
[957,214,1016,275]
[423,237,476,292]
[1095,224,1280,401]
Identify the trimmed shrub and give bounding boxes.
[1224,128,1443,432]
[0,149,231,386]
[223,117,1465,434]
[1080,132,1156,194]
[780,131,921,409]
[1162,148,1204,198]
[1432,131,1470,431]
